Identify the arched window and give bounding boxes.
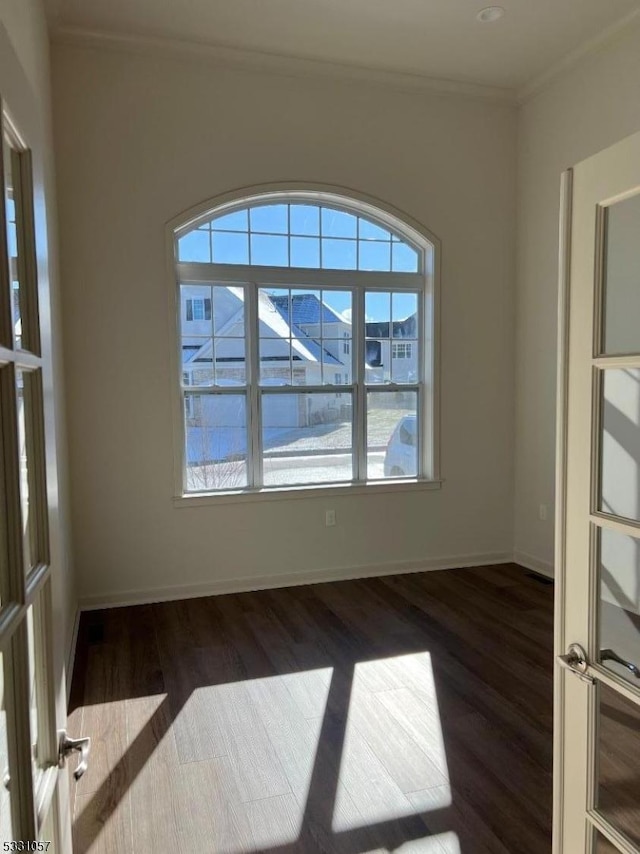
[172,190,438,495]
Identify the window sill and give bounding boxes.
[173,478,443,508]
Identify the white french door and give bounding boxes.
[556,130,640,853]
[0,101,74,850]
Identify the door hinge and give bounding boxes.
[58,731,91,780]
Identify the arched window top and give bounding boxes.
[176,196,422,274]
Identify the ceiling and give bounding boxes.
[45,0,640,93]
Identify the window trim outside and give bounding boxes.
[391,341,414,360]
[167,185,441,502]
[186,297,212,322]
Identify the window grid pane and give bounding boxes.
[368,390,419,480]
[177,202,421,272]
[184,392,248,492]
[258,288,352,387]
[181,285,247,389]
[262,391,354,486]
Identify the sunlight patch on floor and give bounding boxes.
[124,656,453,853]
[333,652,452,833]
[391,830,461,853]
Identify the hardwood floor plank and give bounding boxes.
[174,757,253,854]
[334,722,419,828]
[124,695,182,853]
[72,784,132,854]
[73,643,130,799]
[407,786,511,854]
[245,670,325,795]
[347,685,449,794]
[190,650,293,802]
[232,793,303,852]
[240,596,333,719]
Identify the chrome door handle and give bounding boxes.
[557,643,595,684]
[601,649,640,679]
[58,731,91,780]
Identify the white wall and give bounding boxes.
[51,43,517,604]
[515,22,640,572]
[0,0,50,109]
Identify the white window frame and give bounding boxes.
[168,186,441,504]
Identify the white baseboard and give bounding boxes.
[66,607,80,703]
[77,550,513,610]
[513,550,554,579]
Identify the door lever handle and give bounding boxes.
[58,731,91,780]
[600,649,640,679]
[557,643,595,684]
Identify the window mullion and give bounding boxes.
[418,279,430,480]
[245,284,262,487]
[353,288,366,482]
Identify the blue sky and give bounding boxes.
[178,204,421,322]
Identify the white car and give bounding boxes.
[383,414,417,477]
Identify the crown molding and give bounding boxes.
[517,7,640,104]
[50,24,518,105]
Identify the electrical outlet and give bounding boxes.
[325,509,336,527]
[539,504,548,521]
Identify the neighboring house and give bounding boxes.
[365,314,418,383]
[180,286,351,463]
[270,292,353,385]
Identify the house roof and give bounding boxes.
[183,289,342,367]
[271,294,345,328]
[182,346,200,364]
[365,313,417,339]
[291,330,341,366]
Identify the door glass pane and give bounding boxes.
[593,828,622,853]
[0,650,13,841]
[600,369,640,522]
[16,368,36,574]
[262,392,353,486]
[598,527,640,687]
[184,393,247,492]
[368,391,418,479]
[40,801,57,851]
[26,590,52,796]
[603,193,640,355]
[597,683,640,847]
[0,373,8,607]
[27,604,42,786]
[2,136,21,349]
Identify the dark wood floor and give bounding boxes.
[68,564,555,853]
